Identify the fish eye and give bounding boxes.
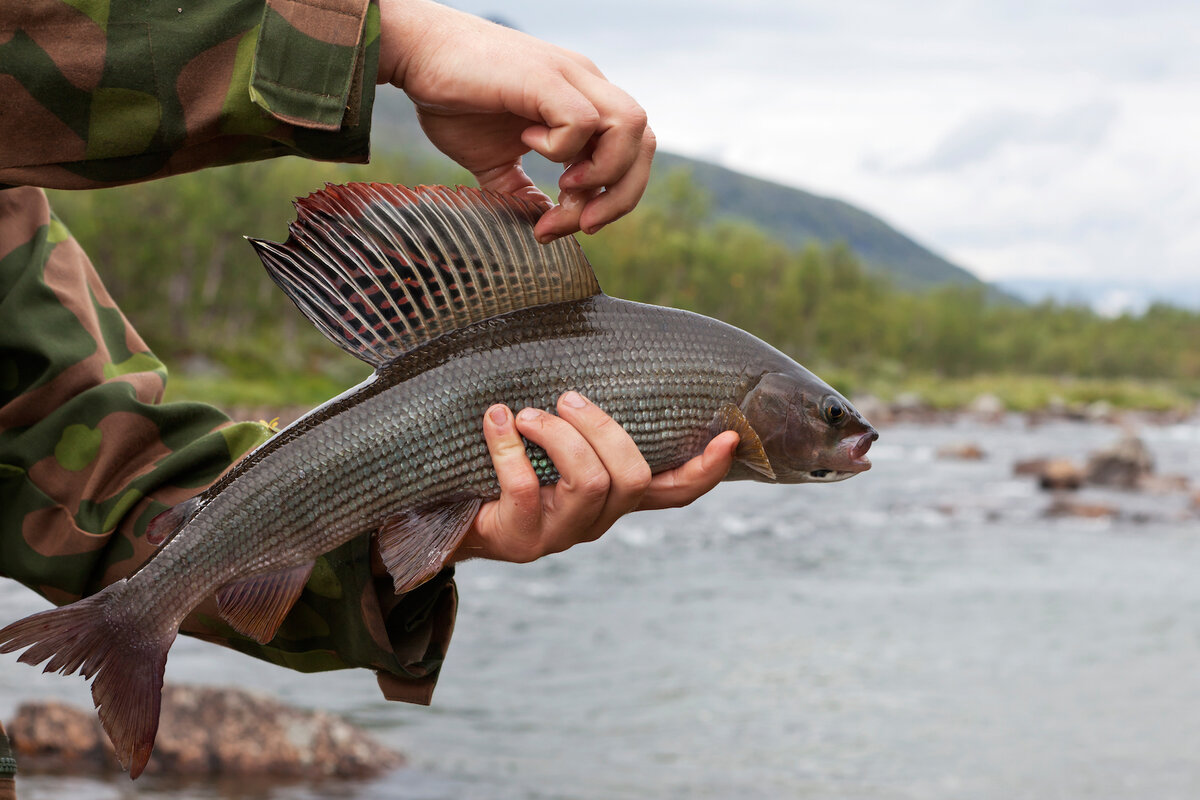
[823,398,847,425]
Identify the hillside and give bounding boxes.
[371,93,983,292]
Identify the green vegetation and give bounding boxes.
[48,158,1200,413]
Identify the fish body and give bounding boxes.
[0,184,877,777]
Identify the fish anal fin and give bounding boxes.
[247,184,602,368]
[145,495,203,546]
[713,403,777,481]
[377,498,483,594]
[215,561,315,645]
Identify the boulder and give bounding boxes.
[6,702,106,771]
[1032,459,1086,491]
[937,441,985,460]
[8,685,403,778]
[1085,432,1154,489]
[1013,457,1048,476]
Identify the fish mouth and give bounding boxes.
[849,430,878,468]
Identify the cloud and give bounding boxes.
[894,100,1119,173]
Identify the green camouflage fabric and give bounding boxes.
[0,0,378,189]
[0,2,459,706]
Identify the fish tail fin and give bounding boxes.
[0,581,175,778]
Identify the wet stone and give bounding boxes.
[1086,432,1155,489]
[1035,459,1086,491]
[936,441,985,461]
[7,685,404,778]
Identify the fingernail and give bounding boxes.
[536,233,561,245]
[517,407,541,422]
[489,406,509,426]
[561,391,587,408]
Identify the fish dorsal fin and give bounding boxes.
[713,403,777,481]
[247,184,602,368]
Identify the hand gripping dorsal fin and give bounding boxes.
[247,184,603,368]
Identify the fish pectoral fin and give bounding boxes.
[377,498,483,594]
[145,495,203,546]
[713,403,777,481]
[215,561,315,645]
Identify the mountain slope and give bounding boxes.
[371,94,982,291]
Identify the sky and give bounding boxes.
[450,0,1200,308]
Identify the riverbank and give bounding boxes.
[164,367,1199,430]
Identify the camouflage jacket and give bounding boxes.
[0,1,456,705]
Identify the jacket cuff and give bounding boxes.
[251,0,376,132]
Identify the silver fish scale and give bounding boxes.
[130,296,793,616]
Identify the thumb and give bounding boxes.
[472,162,553,212]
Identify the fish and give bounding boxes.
[0,183,877,777]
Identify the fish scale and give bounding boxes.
[0,184,877,779]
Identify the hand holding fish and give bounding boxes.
[455,396,740,565]
[377,0,654,243]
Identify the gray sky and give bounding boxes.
[450,0,1200,297]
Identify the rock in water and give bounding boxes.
[1036,459,1086,491]
[8,686,403,778]
[937,441,985,461]
[1086,432,1154,489]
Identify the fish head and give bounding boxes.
[736,370,878,484]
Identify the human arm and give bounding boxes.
[3,0,655,245]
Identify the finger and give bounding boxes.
[472,160,553,211]
[519,83,601,165]
[534,188,598,243]
[637,431,739,511]
[577,127,656,234]
[555,391,652,534]
[557,74,649,193]
[515,405,611,552]
[468,404,546,562]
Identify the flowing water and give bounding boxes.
[3,415,1200,799]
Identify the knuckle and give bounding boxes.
[623,103,649,132]
[507,473,543,502]
[574,104,602,133]
[642,126,658,154]
[575,468,611,500]
[621,462,653,495]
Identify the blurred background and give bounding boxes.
[6,1,1200,797]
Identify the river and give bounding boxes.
[3,415,1200,799]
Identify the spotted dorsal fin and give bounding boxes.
[247,184,603,368]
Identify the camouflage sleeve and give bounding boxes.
[0,0,378,190]
[0,187,455,705]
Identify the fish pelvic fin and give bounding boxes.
[215,561,315,644]
[0,581,175,778]
[713,403,777,481]
[377,498,483,594]
[145,495,203,546]
[247,184,603,369]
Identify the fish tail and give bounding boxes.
[0,581,175,778]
